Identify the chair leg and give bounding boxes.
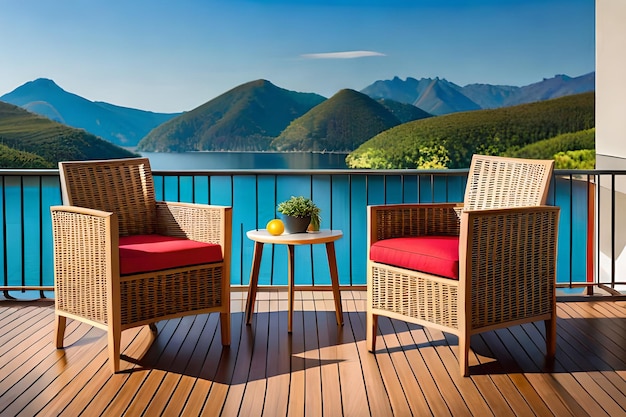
[55,315,67,348]
[366,312,378,352]
[220,312,231,346]
[545,316,557,359]
[108,326,122,373]
[459,333,470,377]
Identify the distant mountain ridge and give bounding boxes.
[0,78,181,147]
[0,72,595,155]
[361,72,595,115]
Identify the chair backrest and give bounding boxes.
[463,154,554,210]
[59,157,157,236]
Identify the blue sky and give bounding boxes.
[0,0,594,113]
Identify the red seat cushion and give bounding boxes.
[119,234,223,275]
[370,236,460,280]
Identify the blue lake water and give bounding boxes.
[140,151,350,170]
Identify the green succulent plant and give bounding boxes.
[277,196,321,230]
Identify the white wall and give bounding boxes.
[596,0,626,165]
[595,0,626,288]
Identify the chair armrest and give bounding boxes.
[50,205,119,323]
[368,203,464,245]
[459,205,560,328]
[156,201,232,254]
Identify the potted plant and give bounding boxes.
[277,196,321,233]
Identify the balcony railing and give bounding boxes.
[2,168,625,297]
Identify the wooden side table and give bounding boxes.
[245,229,344,332]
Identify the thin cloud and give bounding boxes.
[301,50,386,59]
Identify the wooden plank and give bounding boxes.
[31,326,151,416]
[424,327,494,417]
[316,294,343,417]
[203,309,250,417]
[398,323,452,417]
[478,331,555,416]
[160,375,194,416]
[572,372,626,417]
[408,326,473,416]
[287,293,305,417]
[442,330,518,417]
[302,294,323,417]
[158,314,220,415]
[113,315,202,415]
[375,317,424,416]
[467,333,538,417]
[558,303,626,366]
[1,321,94,416]
[262,292,290,417]
[0,318,85,401]
[0,305,49,344]
[342,293,393,417]
[60,320,177,416]
[239,296,270,417]
[0,310,63,381]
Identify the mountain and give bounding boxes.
[457,83,519,109]
[271,89,404,152]
[361,72,595,115]
[137,79,326,152]
[0,101,137,168]
[0,78,180,147]
[376,98,433,123]
[346,92,595,169]
[0,73,595,154]
[361,77,482,115]
[503,72,596,106]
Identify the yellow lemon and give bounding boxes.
[266,219,284,236]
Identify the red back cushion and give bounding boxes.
[119,234,223,275]
[370,236,459,280]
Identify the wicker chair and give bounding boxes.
[366,154,560,376]
[51,157,232,373]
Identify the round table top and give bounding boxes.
[246,229,343,245]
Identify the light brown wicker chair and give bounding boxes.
[51,157,232,373]
[366,154,560,376]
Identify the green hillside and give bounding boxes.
[346,92,594,169]
[0,101,137,168]
[272,89,402,152]
[376,98,433,123]
[0,143,53,168]
[137,79,326,152]
[507,128,595,159]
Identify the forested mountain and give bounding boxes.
[346,92,594,169]
[137,80,326,152]
[272,89,423,152]
[376,99,433,123]
[0,101,136,168]
[362,72,595,115]
[0,78,180,147]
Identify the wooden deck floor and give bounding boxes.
[1,290,626,417]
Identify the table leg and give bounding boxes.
[287,244,295,333]
[245,241,264,325]
[326,242,344,326]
